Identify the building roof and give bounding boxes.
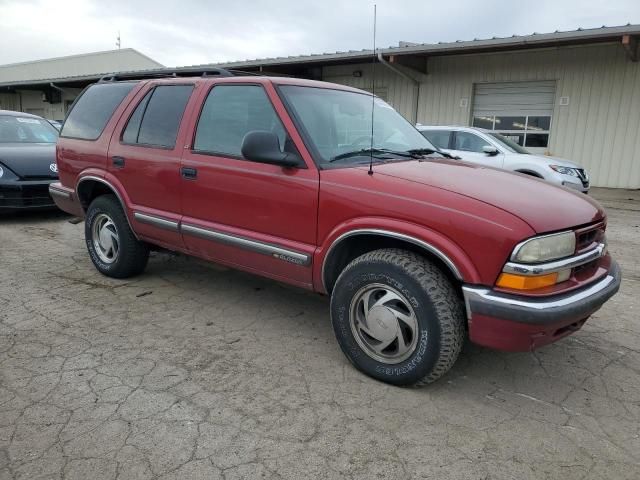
[204,23,640,69]
[0,24,637,89]
[0,48,163,84]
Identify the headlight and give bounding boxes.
[512,231,576,263]
[0,164,19,180]
[549,165,578,176]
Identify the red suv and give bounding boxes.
[50,69,621,386]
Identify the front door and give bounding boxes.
[108,82,195,247]
[180,82,319,288]
[449,131,504,168]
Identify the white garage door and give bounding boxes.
[472,81,556,150]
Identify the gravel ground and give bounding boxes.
[0,187,638,480]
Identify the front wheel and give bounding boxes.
[330,248,465,386]
[85,195,149,278]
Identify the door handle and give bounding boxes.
[181,167,198,179]
[112,156,125,168]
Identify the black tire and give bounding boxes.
[85,195,149,279]
[330,248,465,386]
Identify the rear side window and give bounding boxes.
[122,85,193,149]
[193,85,287,158]
[421,130,451,150]
[61,83,136,140]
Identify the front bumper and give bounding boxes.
[0,179,57,211]
[462,260,621,351]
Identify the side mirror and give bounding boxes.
[241,131,301,168]
[483,145,499,156]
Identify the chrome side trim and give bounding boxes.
[321,229,463,292]
[76,176,139,240]
[133,212,179,232]
[48,185,72,200]
[504,243,605,276]
[181,223,311,266]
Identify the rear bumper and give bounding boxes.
[0,179,57,211]
[49,183,84,217]
[462,260,621,351]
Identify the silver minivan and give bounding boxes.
[417,125,590,193]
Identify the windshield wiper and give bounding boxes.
[329,148,417,163]
[406,148,458,160]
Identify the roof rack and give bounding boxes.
[98,67,236,83]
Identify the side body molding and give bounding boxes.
[321,228,465,292]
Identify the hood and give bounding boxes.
[522,153,584,169]
[368,159,604,233]
[0,143,57,179]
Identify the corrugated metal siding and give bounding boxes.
[417,43,640,188]
[322,64,418,121]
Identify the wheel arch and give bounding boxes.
[321,229,473,294]
[76,176,138,239]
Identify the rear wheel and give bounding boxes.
[85,195,149,278]
[330,248,465,386]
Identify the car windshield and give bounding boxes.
[0,115,59,143]
[488,132,529,154]
[279,86,437,166]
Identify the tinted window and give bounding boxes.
[194,85,287,157]
[122,91,152,144]
[122,85,193,148]
[61,83,136,140]
[421,130,451,150]
[453,132,492,153]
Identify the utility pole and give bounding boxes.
[116,31,121,49]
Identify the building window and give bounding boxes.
[472,115,551,148]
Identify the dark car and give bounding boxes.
[0,110,59,211]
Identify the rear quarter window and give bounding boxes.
[61,82,136,140]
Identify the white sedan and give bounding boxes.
[417,125,590,193]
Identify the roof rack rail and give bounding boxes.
[98,67,236,83]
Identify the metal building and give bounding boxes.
[212,25,640,189]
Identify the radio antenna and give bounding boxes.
[368,4,377,176]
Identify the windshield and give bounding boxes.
[488,132,529,154]
[279,86,436,166]
[0,115,59,144]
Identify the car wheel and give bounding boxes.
[330,248,465,386]
[85,195,149,278]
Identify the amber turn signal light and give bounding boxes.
[496,272,559,290]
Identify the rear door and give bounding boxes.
[449,131,504,168]
[108,82,195,247]
[179,81,319,288]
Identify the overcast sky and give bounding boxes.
[1,0,639,67]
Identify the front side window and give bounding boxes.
[61,82,136,140]
[279,86,436,166]
[194,85,288,158]
[0,115,58,143]
[453,132,492,153]
[122,85,193,148]
[421,130,451,150]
